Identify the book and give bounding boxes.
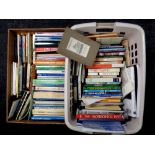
[76,113,125,121]
[34,100,64,105]
[36,65,64,70]
[122,39,131,66]
[83,93,122,97]
[33,79,64,85]
[36,70,64,74]
[18,93,31,120]
[32,104,64,108]
[31,115,64,120]
[87,75,118,78]
[8,99,21,119]
[77,120,124,133]
[95,56,123,62]
[98,52,125,56]
[32,108,64,113]
[87,32,118,38]
[83,90,121,93]
[33,91,64,99]
[34,60,65,65]
[35,47,58,52]
[84,105,121,111]
[88,68,120,73]
[86,63,125,69]
[16,91,30,120]
[35,32,64,37]
[34,86,64,91]
[86,77,121,83]
[96,37,124,45]
[98,47,126,52]
[80,109,124,114]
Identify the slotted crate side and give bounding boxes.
[64,22,146,134]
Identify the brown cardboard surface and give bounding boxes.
[57,27,100,66]
[7,28,65,125]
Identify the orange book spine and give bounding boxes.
[34,60,65,65]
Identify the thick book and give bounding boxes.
[76,113,125,121]
[33,104,64,108]
[95,56,123,62]
[31,115,64,120]
[34,100,64,105]
[85,105,121,111]
[83,90,121,93]
[33,91,64,99]
[36,65,64,70]
[32,108,64,113]
[98,52,125,56]
[35,47,58,52]
[34,60,65,66]
[83,93,122,97]
[86,77,121,83]
[88,68,120,73]
[34,86,64,92]
[86,63,124,69]
[83,84,121,90]
[77,120,124,133]
[33,79,64,85]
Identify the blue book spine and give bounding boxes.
[37,73,64,76]
[83,94,122,97]
[83,90,121,93]
[33,84,64,87]
[99,48,126,52]
[77,120,124,131]
[99,45,123,49]
[33,104,64,108]
[33,98,64,101]
[31,116,64,120]
[86,82,121,85]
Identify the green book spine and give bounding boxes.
[83,84,121,90]
[33,79,64,85]
[36,66,65,70]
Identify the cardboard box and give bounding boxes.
[57,27,100,66]
[7,28,65,124]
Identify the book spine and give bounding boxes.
[88,68,120,73]
[34,60,65,66]
[33,92,64,99]
[83,94,122,97]
[86,64,124,69]
[83,90,121,93]
[76,114,124,120]
[86,78,121,83]
[35,47,58,52]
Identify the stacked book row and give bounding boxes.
[76,33,128,132]
[31,32,65,121]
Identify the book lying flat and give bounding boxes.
[33,91,64,99]
[31,115,64,120]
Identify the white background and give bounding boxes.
[0,0,154,154]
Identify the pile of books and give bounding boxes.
[9,33,33,120]
[76,34,128,132]
[31,32,65,121]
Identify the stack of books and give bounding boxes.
[76,34,128,132]
[31,32,65,121]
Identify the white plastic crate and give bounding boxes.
[64,22,146,134]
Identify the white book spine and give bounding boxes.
[86,77,121,83]
[88,68,120,73]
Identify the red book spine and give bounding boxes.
[35,47,58,52]
[76,114,124,120]
[86,64,112,69]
